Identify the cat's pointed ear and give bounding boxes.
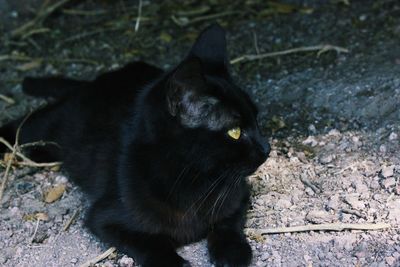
[188,23,228,71]
[166,58,218,127]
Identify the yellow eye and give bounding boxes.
[227,127,241,140]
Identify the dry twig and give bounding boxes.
[80,247,116,267]
[0,114,30,203]
[135,0,143,32]
[171,11,239,26]
[0,94,15,105]
[30,218,41,243]
[12,0,73,38]
[230,44,349,64]
[62,8,107,16]
[0,137,62,168]
[246,223,391,235]
[63,209,80,232]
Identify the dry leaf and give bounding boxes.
[23,213,36,221]
[160,32,172,43]
[35,212,49,221]
[3,153,14,163]
[50,165,61,172]
[44,184,66,203]
[268,115,286,133]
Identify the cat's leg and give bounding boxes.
[207,200,252,267]
[85,198,191,267]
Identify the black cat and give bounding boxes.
[0,24,270,267]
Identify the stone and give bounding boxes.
[370,178,381,190]
[389,132,398,141]
[302,136,318,147]
[387,200,400,223]
[381,165,394,178]
[385,256,396,266]
[383,178,396,189]
[319,154,333,164]
[308,124,317,134]
[353,181,369,195]
[119,255,135,267]
[344,194,365,210]
[305,187,315,196]
[328,129,341,136]
[306,210,336,224]
[327,194,341,210]
[276,198,292,209]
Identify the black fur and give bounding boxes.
[0,24,270,267]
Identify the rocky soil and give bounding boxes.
[1,0,399,266]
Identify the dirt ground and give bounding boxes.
[0,1,399,266]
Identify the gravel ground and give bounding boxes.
[1,1,399,266]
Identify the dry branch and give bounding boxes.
[0,114,30,203]
[230,44,349,64]
[246,223,391,235]
[0,137,62,168]
[79,247,116,267]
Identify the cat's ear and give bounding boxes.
[167,58,218,127]
[188,23,228,72]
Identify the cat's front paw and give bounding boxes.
[208,235,252,267]
[142,252,191,267]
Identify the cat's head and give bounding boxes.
[148,24,270,177]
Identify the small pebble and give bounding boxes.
[389,132,398,141]
[381,165,394,178]
[306,210,336,224]
[383,178,396,189]
[119,255,134,267]
[344,194,365,210]
[328,129,341,136]
[302,136,318,147]
[308,124,316,134]
[359,14,367,21]
[319,154,333,164]
[386,256,396,266]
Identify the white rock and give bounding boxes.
[381,165,394,178]
[386,256,396,266]
[302,136,318,147]
[389,132,398,141]
[308,124,316,133]
[119,255,135,267]
[306,210,336,223]
[319,154,333,164]
[344,194,365,210]
[276,198,292,209]
[328,129,341,136]
[327,194,341,210]
[54,175,68,184]
[383,178,396,188]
